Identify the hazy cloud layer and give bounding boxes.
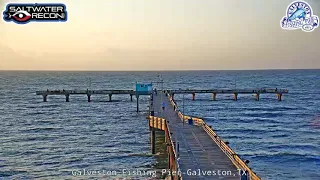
[0,0,319,70]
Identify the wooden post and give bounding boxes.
[151,128,156,154]
[109,94,112,102]
[164,120,168,143]
[254,93,260,101]
[136,95,139,112]
[165,129,167,143]
[213,93,216,101]
[277,93,282,101]
[192,93,195,101]
[87,94,91,102]
[65,94,70,102]
[233,93,238,101]
[43,95,47,102]
[168,149,171,171]
[130,94,133,102]
[168,145,173,179]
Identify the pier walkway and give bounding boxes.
[35,86,287,179]
[149,92,260,180]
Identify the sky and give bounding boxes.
[0,0,319,71]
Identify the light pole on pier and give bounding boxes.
[88,77,92,90]
[235,78,237,90]
[179,88,185,127]
[183,91,185,127]
[158,75,164,113]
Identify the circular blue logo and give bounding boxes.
[287,1,312,20]
[281,1,319,32]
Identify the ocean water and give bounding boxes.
[0,70,319,180]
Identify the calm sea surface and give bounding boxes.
[0,70,319,180]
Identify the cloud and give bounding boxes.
[0,43,38,70]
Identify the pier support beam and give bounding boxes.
[108,94,112,102]
[212,93,217,101]
[130,94,133,102]
[43,95,47,102]
[87,94,91,102]
[151,128,156,154]
[192,93,195,101]
[136,95,139,112]
[277,93,282,101]
[233,93,238,101]
[171,93,175,100]
[65,94,70,102]
[254,93,260,101]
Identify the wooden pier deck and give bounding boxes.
[149,92,260,180]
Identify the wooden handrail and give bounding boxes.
[166,122,182,180]
[203,124,260,180]
[147,115,182,180]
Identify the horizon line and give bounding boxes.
[0,68,319,72]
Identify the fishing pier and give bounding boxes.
[36,87,288,179]
[36,88,288,112]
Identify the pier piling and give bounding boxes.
[234,93,238,101]
[65,94,70,102]
[151,128,156,154]
[108,94,112,102]
[192,93,195,101]
[277,93,282,101]
[43,95,47,102]
[87,94,91,102]
[136,95,139,112]
[213,93,217,101]
[255,93,260,101]
[130,94,133,102]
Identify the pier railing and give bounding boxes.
[149,116,166,131]
[36,89,135,95]
[167,88,289,94]
[167,93,260,180]
[202,124,260,180]
[148,116,182,180]
[166,121,182,180]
